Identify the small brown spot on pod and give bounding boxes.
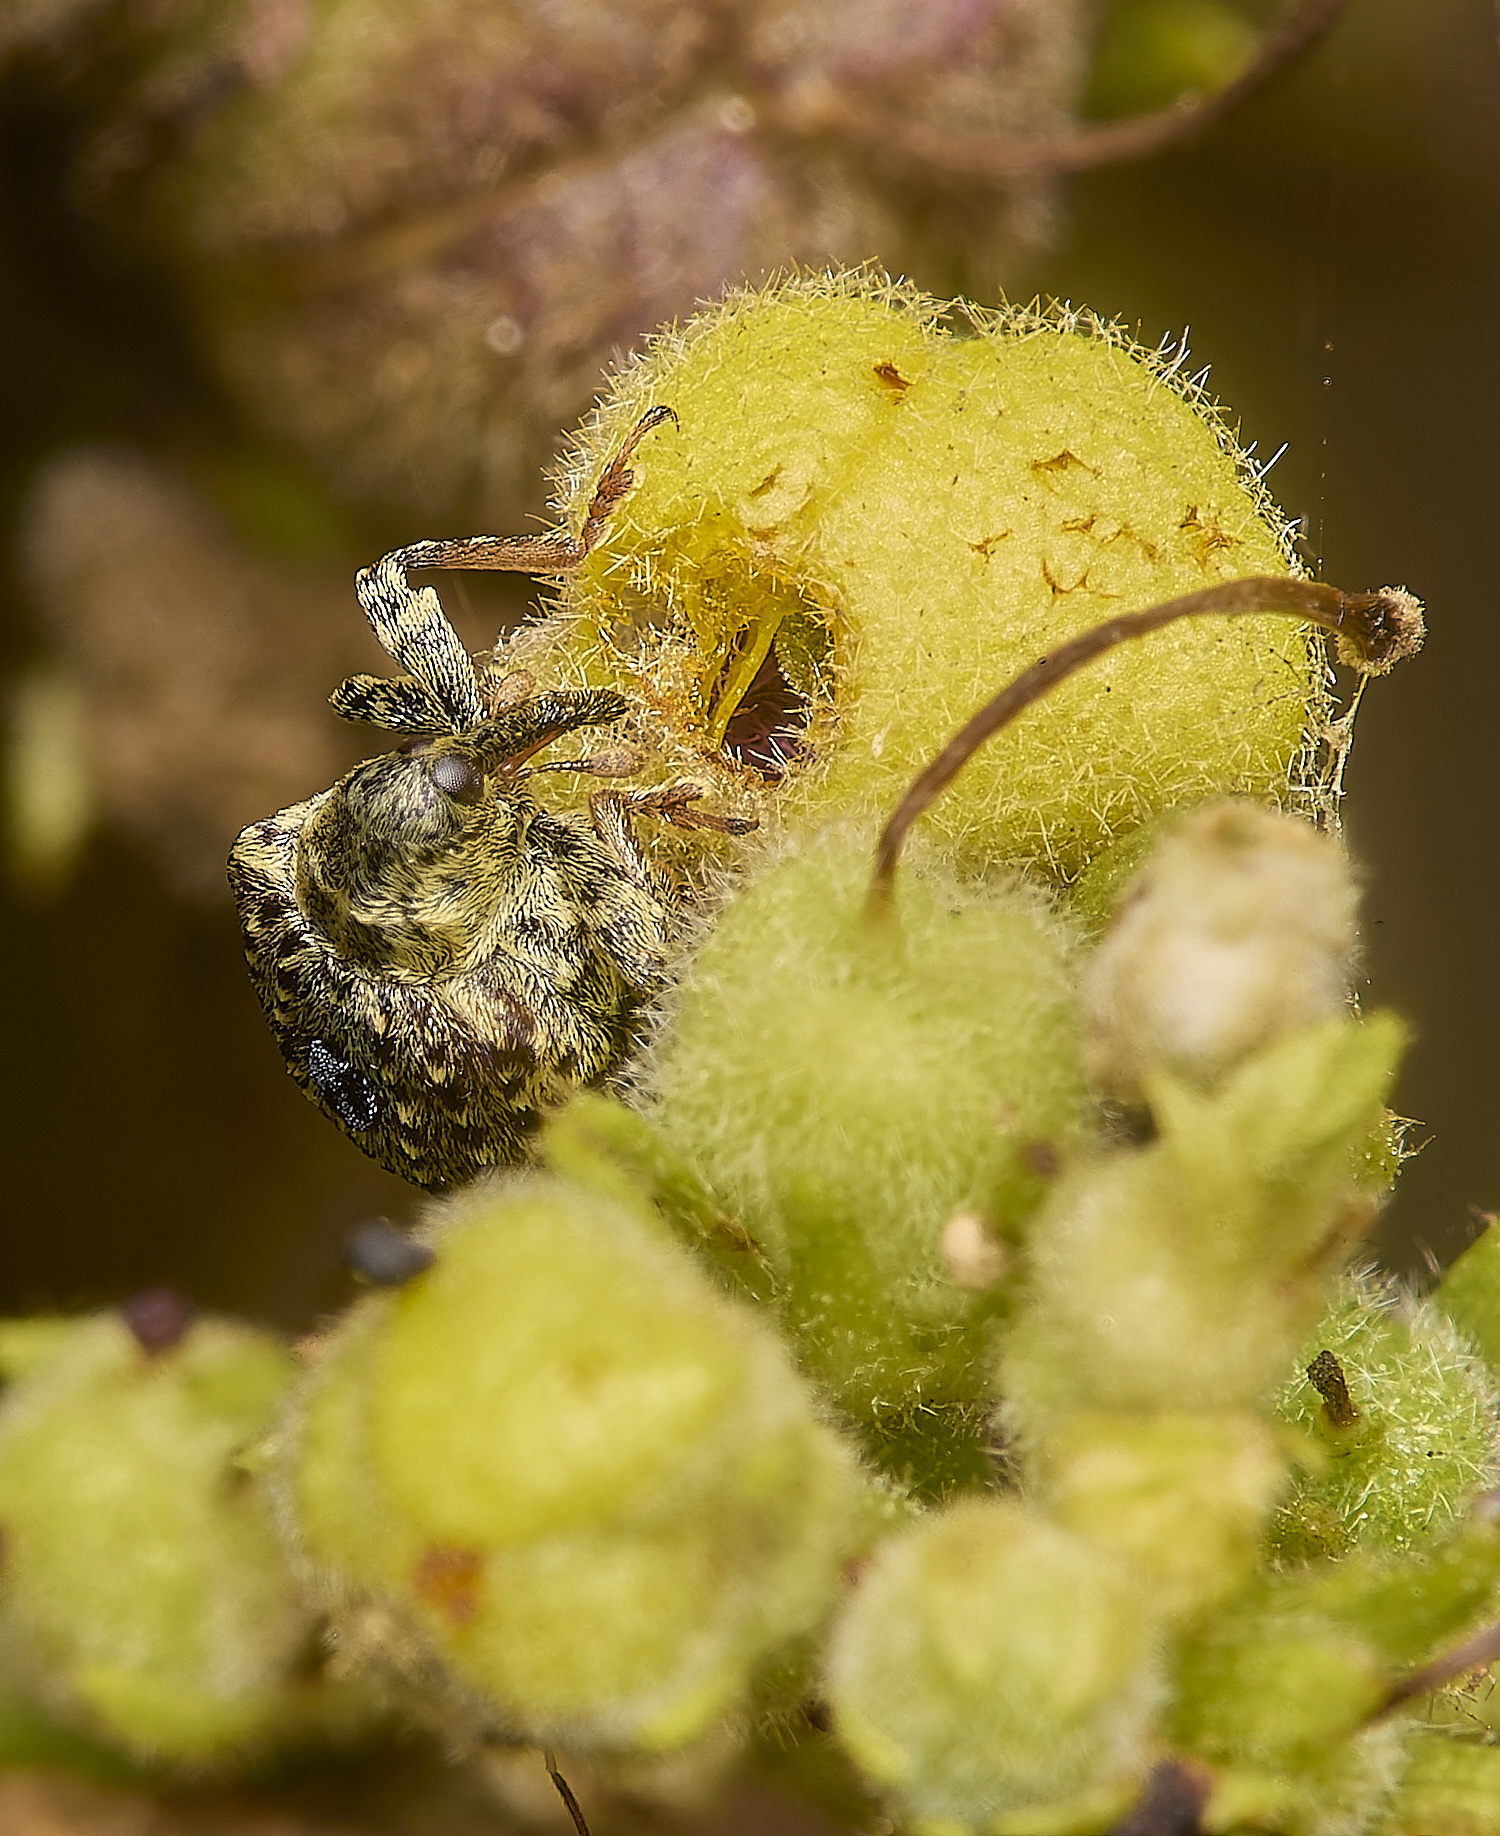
[413,1546,485,1625]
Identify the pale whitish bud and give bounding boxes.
[939,1212,1010,1290]
[1083,802,1357,1106]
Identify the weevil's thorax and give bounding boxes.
[295,743,531,977]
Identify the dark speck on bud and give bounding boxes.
[346,1220,435,1287]
[1021,1140,1060,1179]
[121,1286,196,1354]
[1307,1348,1360,1428]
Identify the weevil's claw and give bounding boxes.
[580,405,679,541]
[632,782,758,835]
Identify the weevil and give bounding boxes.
[229,408,753,1191]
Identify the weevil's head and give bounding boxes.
[296,690,628,974]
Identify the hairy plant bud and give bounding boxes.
[1170,1514,1500,1836]
[524,272,1318,884]
[280,1177,863,1752]
[1082,801,1358,1105]
[1268,1271,1500,1564]
[1388,1732,1500,1834]
[1002,1014,1405,1444]
[649,830,1088,1493]
[1169,1594,1402,1836]
[1041,1409,1288,1618]
[826,1498,1159,1830]
[0,1309,343,1767]
[1436,1217,1500,1378]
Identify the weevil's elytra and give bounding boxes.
[229,409,755,1191]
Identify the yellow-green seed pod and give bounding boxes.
[1194,1728,1407,1836]
[825,1498,1159,1829]
[648,829,1089,1490]
[522,271,1318,884]
[1170,1603,1387,1773]
[1268,1271,1500,1564]
[0,1309,332,1768]
[281,1176,864,1753]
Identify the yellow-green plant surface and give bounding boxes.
[525,272,1315,882]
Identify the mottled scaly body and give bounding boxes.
[229,409,751,1190]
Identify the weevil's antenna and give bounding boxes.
[866,575,1425,918]
[330,407,677,735]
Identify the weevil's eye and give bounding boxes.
[429,752,485,804]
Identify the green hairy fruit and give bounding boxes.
[280,1176,865,1752]
[1269,1271,1500,1563]
[647,830,1089,1491]
[0,1307,339,1767]
[522,270,1318,882]
[825,1498,1159,1832]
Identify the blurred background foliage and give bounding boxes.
[0,0,1493,1357]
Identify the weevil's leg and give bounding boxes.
[610,783,760,837]
[587,784,757,988]
[588,789,659,898]
[393,405,677,578]
[348,409,673,727]
[351,554,486,729]
[589,782,757,894]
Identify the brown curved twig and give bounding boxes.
[544,1748,592,1836]
[866,575,1424,917]
[787,0,1348,180]
[1376,1615,1500,1719]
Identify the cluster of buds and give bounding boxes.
[8,274,1495,1836]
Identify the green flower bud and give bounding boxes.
[522,272,1318,883]
[1082,802,1357,1106]
[1003,1014,1405,1442]
[1042,1409,1289,1617]
[1289,1515,1500,1671]
[1175,1499,1500,1830]
[0,1308,333,1768]
[1195,1726,1406,1836]
[1170,1597,1387,1773]
[1435,1219,1500,1379]
[825,1498,1159,1829]
[1268,1272,1500,1563]
[281,1177,863,1752]
[1383,1733,1500,1836]
[648,830,1089,1491]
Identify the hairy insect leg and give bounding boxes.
[589,782,756,897]
[340,411,674,731]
